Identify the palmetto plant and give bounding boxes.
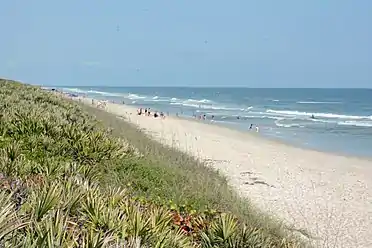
[0,191,28,241]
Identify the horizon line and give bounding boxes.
[46,85,372,90]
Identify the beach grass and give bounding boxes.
[0,79,303,247]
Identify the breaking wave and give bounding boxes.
[337,121,372,127]
[296,101,342,104]
[266,109,372,120]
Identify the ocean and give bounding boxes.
[57,86,372,157]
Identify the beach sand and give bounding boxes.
[78,97,372,248]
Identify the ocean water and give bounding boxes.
[58,87,372,157]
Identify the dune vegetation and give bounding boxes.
[0,79,302,247]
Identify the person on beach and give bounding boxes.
[160,112,165,119]
[145,108,148,115]
[154,112,159,118]
[255,126,259,132]
[249,124,253,130]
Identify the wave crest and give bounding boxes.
[267,109,372,120]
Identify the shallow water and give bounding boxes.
[57,87,372,157]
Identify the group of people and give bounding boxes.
[91,99,108,109]
[137,108,166,119]
[191,113,259,132]
[89,98,259,132]
[192,114,208,120]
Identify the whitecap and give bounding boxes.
[88,90,122,97]
[186,98,213,104]
[127,93,146,100]
[275,120,304,128]
[337,121,372,127]
[266,109,372,120]
[62,88,88,94]
[170,101,251,112]
[297,101,342,104]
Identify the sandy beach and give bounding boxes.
[78,97,372,248]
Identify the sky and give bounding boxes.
[1,0,371,88]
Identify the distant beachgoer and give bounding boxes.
[154,112,159,118]
[145,108,148,115]
[211,115,214,119]
[91,99,94,105]
[255,126,259,132]
[203,114,206,120]
[237,116,240,120]
[160,112,164,118]
[249,124,253,130]
[122,100,125,105]
[311,114,315,119]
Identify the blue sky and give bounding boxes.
[1,0,371,88]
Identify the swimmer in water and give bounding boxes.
[311,114,315,119]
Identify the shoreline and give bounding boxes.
[57,87,372,158]
[63,88,372,160]
[90,95,372,161]
[72,95,372,247]
[178,113,372,162]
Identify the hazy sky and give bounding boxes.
[1,0,371,87]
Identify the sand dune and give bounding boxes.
[80,97,372,248]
